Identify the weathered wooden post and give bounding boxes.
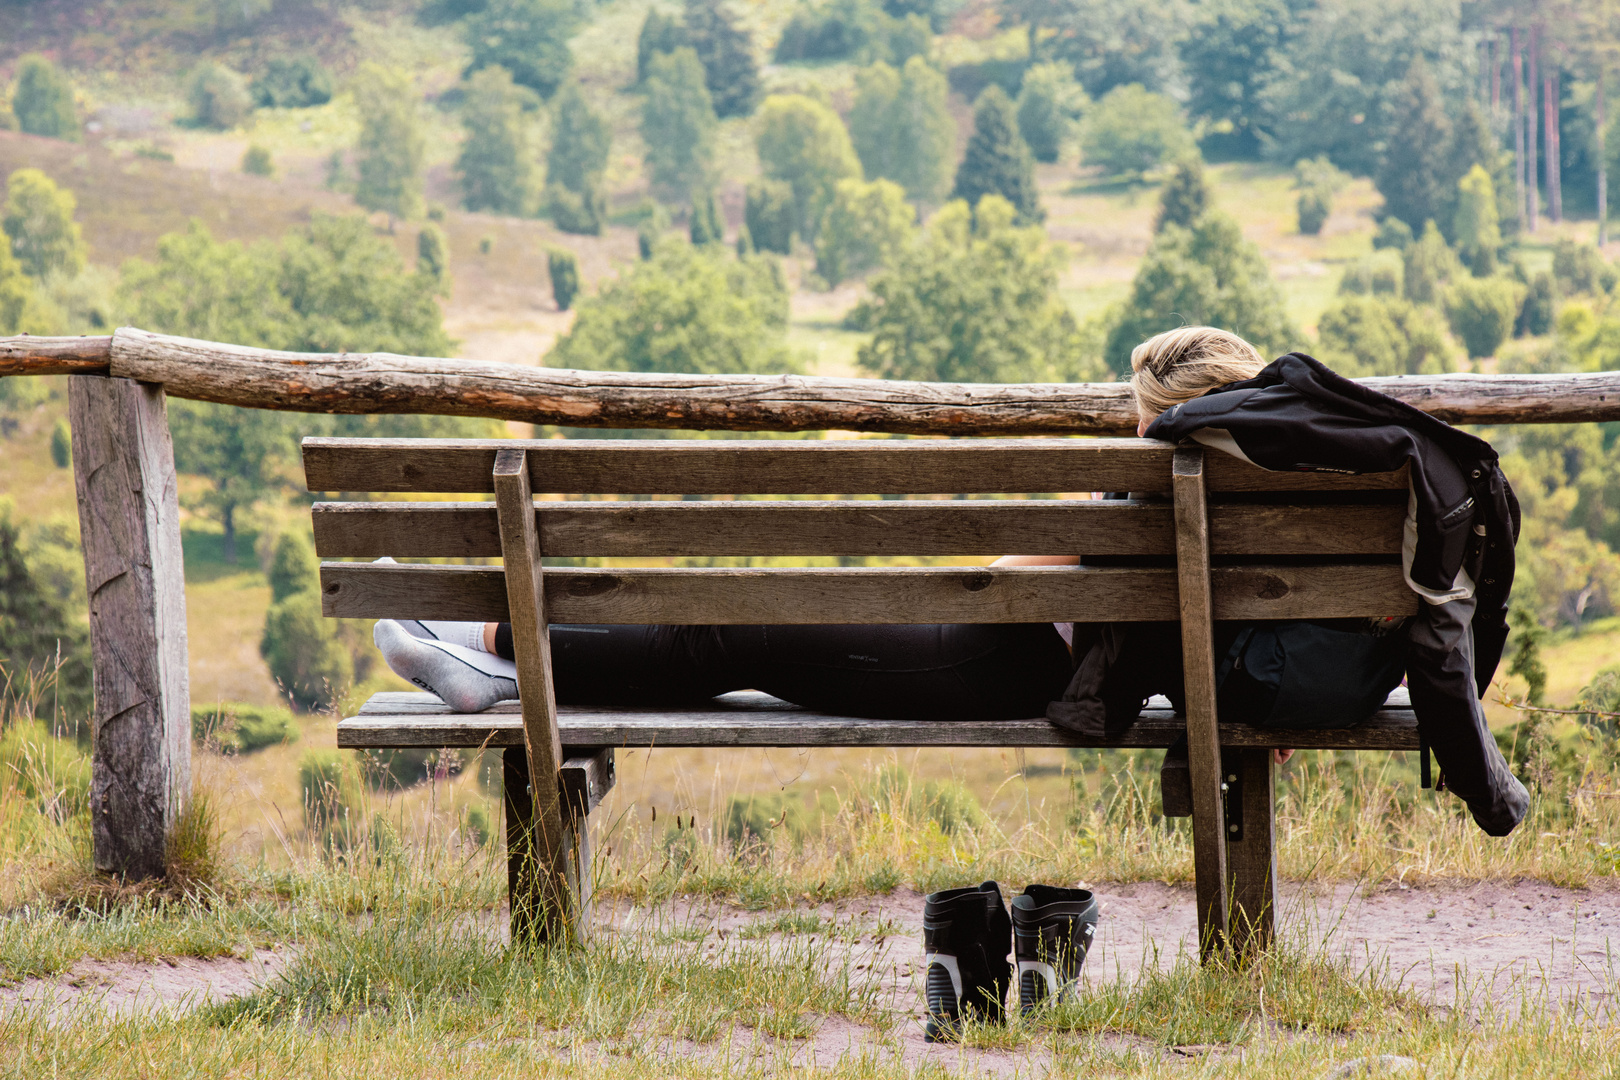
[67,375,190,879]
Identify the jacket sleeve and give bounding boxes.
[1405,596,1528,836]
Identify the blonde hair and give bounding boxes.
[1129,326,1267,423]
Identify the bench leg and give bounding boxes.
[1223,748,1277,959]
[504,746,592,947]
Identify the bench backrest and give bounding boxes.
[304,437,1415,627]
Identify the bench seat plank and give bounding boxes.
[338,689,1419,752]
[311,500,1406,559]
[303,437,1407,496]
[321,562,1418,624]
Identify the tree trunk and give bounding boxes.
[222,502,237,564]
[1529,25,1540,232]
[1513,28,1527,231]
[1546,71,1562,222]
[1491,32,1501,111]
[1600,66,1609,247]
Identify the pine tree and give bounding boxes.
[416,223,451,296]
[11,55,77,141]
[547,82,612,197]
[951,86,1042,224]
[1374,58,1453,236]
[548,247,580,310]
[456,65,535,215]
[1152,158,1209,233]
[2,168,86,280]
[683,0,760,118]
[1453,165,1500,277]
[755,94,862,242]
[463,0,578,99]
[353,63,425,224]
[641,48,718,201]
[637,9,689,83]
[744,179,795,254]
[690,190,723,245]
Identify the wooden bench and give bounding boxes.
[305,436,1420,956]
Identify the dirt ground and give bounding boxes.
[5,878,1614,1074]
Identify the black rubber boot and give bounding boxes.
[1012,884,1100,1013]
[922,880,1012,1042]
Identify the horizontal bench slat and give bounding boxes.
[302,438,1408,496]
[337,691,1420,751]
[321,562,1418,624]
[311,500,1406,558]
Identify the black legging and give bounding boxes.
[491,623,1073,722]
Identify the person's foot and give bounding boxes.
[373,619,518,712]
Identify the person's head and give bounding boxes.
[1129,326,1267,436]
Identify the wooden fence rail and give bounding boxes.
[6,327,1620,436]
[5,327,1620,881]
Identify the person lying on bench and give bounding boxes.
[372,325,1528,837]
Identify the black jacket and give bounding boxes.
[1060,353,1528,835]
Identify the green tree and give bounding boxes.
[1079,83,1194,179]
[549,241,798,375]
[416,222,450,296]
[1013,0,1187,99]
[814,177,915,286]
[50,418,70,469]
[1179,0,1287,159]
[952,86,1042,225]
[755,94,861,241]
[642,48,719,201]
[1374,58,1452,237]
[1016,61,1088,164]
[684,0,760,118]
[251,56,333,109]
[1293,155,1348,236]
[188,63,252,130]
[548,246,580,310]
[852,196,1094,382]
[1402,220,1459,305]
[262,589,352,712]
[848,57,954,204]
[1552,239,1618,296]
[463,0,578,99]
[268,528,320,603]
[1444,275,1522,360]
[11,55,77,140]
[1316,294,1453,377]
[1516,271,1557,338]
[241,145,274,177]
[168,399,292,563]
[0,239,31,335]
[546,81,611,234]
[353,64,425,224]
[547,81,611,200]
[0,502,93,725]
[744,179,795,254]
[456,65,536,215]
[1507,606,1548,706]
[637,9,689,83]
[2,168,86,280]
[1104,210,1297,375]
[118,221,291,351]
[1152,157,1208,233]
[689,190,723,245]
[1453,164,1500,278]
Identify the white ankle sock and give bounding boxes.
[397,619,491,653]
[374,620,518,712]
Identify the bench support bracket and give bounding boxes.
[1223,748,1276,957]
[494,447,581,945]
[1173,446,1231,960]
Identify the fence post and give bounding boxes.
[68,376,191,879]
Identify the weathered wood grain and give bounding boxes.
[319,561,1417,624]
[302,437,1409,496]
[493,448,576,944]
[337,690,1421,750]
[1,335,112,375]
[0,329,1605,433]
[1224,748,1277,957]
[310,499,1406,558]
[1173,447,1229,959]
[560,749,615,816]
[68,376,191,880]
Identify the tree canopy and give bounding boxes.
[352,64,425,222]
[463,0,578,99]
[2,168,86,281]
[456,65,536,215]
[848,57,954,204]
[755,94,862,241]
[641,48,719,202]
[952,87,1042,225]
